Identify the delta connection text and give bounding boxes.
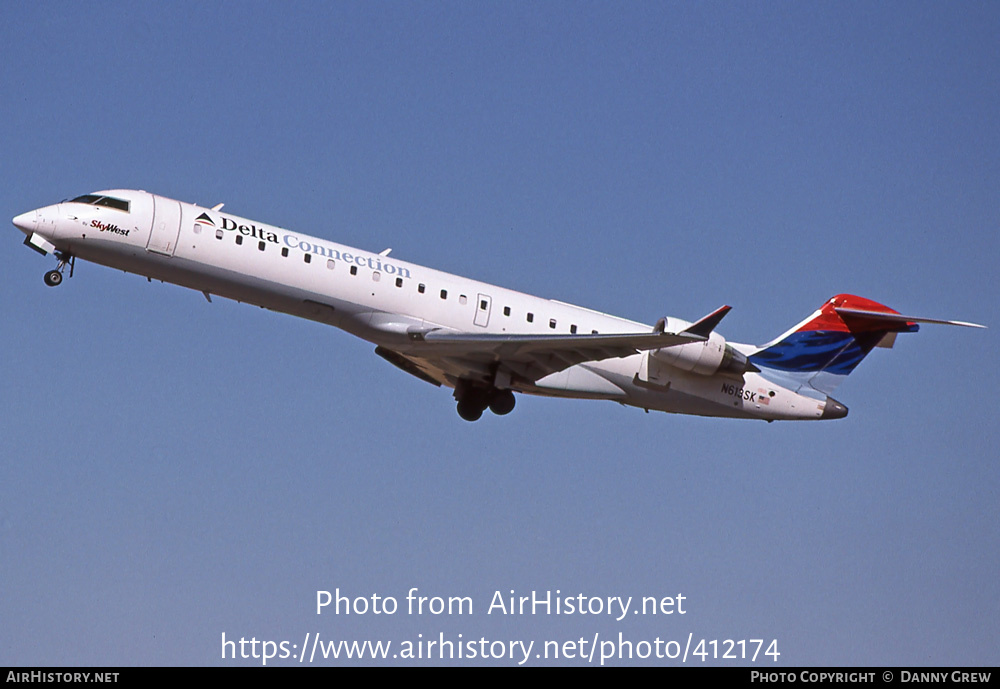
[217,216,412,278]
[315,587,687,621]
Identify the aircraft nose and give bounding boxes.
[12,210,37,234]
[821,396,849,420]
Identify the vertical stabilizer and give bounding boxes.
[749,295,918,395]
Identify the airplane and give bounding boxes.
[13,190,984,422]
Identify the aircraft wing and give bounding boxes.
[377,328,707,389]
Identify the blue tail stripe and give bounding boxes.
[750,330,890,377]
[749,331,856,373]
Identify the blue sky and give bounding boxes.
[1,1,997,666]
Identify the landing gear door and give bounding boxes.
[474,293,492,327]
[146,196,182,256]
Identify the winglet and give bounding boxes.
[681,305,732,338]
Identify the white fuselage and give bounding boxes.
[14,189,838,421]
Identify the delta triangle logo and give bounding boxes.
[195,212,215,226]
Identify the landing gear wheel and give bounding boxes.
[457,401,485,422]
[489,390,516,416]
[44,270,63,287]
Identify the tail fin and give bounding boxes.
[748,294,982,395]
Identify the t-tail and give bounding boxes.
[748,294,984,401]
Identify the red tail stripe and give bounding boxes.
[796,294,902,333]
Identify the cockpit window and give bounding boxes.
[69,194,130,212]
[94,196,130,211]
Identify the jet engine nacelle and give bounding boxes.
[651,331,751,376]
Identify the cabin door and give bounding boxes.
[474,294,492,327]
[146,196,182,256]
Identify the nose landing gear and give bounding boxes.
[43,252,74,287]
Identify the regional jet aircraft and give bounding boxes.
[13,190,983,421]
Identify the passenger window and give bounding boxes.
[503,306,510,316]
[480,300,488,311]
[396,277,403,287]
[281,247,288,257]
[527,313,534,323]
[258,241,266,251]
[570,324,578,334]
[327,259,335,270]
[235,235,243,245]
[216,229,224,240]
[549,319,556,329]
[304,253,311,263]
[459,295,467,305]
[350,265,357,276]
[373,271,381,282]
[440,289,447,300]
[193,224,202,235]
[418,284,426,294]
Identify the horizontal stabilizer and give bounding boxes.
[835,307,985,330]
